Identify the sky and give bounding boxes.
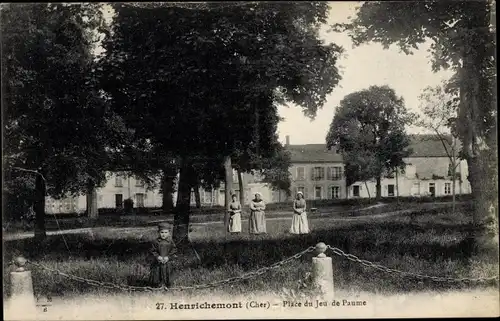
[100,2,455,146]
[276,2,454,145]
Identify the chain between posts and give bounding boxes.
[326,245,499,283]
[25,246,316,292]
[12,243,499,293]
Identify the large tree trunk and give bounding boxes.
[86,180,98,219]
[375,176,382,200]
[194,184,201,209]
[223,155,233,238]
[468,153,498,238]
[34,173,46,241]
[161,168,175,214]
[237,169,244,206]
[173,160,194,247]
[460,31,498,249]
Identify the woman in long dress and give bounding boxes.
[249,192,266,234]
[228,194,242,233]
[290,191,309,234]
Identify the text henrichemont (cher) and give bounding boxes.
[169,302,243,309]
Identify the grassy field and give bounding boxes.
[3,203,498,300]
[5,200,462,232]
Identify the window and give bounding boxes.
[115,176,123,187]
[135,179,145,187]
[136,193,145,207]
[329,186,340,199]
[429,183,436,197]
[312,167,325,181]
[412,182,420,195]
[388,184,395,197]
[115,194,123,208]
[98,195,103,202]
[314,186,322,199]
[327,167,342,180]
[296,186,308,199]
[296,167,305,180]
[353,185,360,197]
[444,183,451,195]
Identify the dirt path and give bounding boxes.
[4,288,498,320]
[2,202,461,242]
[1,209,405,241]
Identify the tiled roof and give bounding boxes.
[407,134,458,158]
[286,134,456,163]
[286,144,344,163]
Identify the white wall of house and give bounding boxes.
[289,162,346,200]
[44,155,472,214]
[97,172,163,208]
[45,172,162,214]
[346,158,471,199]
[170,170,278,207]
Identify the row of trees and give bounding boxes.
[3,2,496,247]
[2,3,343,243]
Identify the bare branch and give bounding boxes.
[12,167,47,183]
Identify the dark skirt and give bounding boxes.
[149,262,172,287]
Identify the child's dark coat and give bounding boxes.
[149,238,177,287]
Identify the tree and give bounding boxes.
[100,2,343,244]
[2,3,120,239]
[259,143,293,199]
[418,83,462,212]
[341,148,379,200]
[326,85,414,200]
[334,0,497,245]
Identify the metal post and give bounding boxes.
[6,256,37,318]
[312,242,334,300]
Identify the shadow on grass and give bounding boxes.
[4,220,488,266]
[3,214,498,297]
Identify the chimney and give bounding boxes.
[285,135,290,146]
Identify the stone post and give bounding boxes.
[6,256,37,318]
[312,242,334,300]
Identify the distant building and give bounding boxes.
[286,142,346,200]
[285,135,471,200]
[45,134,471,213]
[45,173,163,214]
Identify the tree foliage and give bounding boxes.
[99,3,343,242]
[335,0,497,237]
[326,85,414,199]
[418,83,462,212]
[1,3,125,235]
[259,143,292,195]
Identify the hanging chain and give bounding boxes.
[8,242,499,295]
[326,245,499,283]
[25,246,315,292]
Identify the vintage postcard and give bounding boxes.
[2,1,499,320]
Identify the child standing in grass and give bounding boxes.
[149,223,177,288]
